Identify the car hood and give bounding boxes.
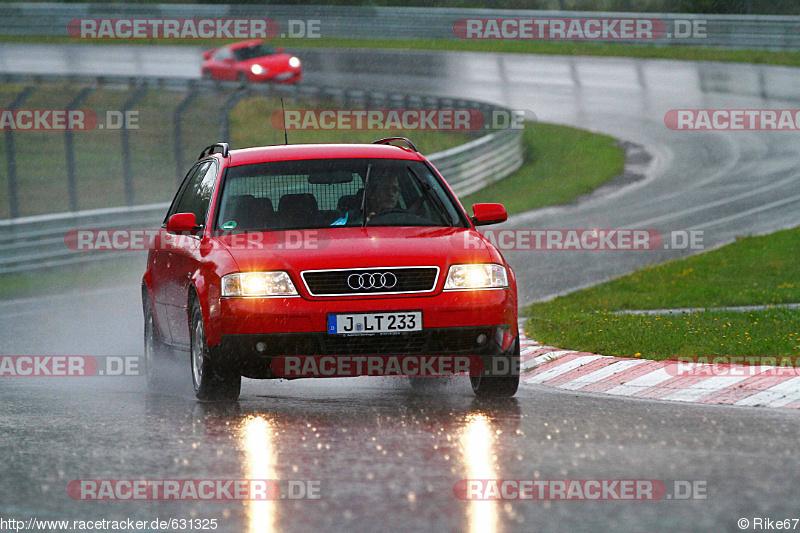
[216,226,493,273]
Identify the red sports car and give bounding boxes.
[201,40,302,83]
[142,138,518,401]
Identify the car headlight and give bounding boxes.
[222,272,298,297]
[288,57,301,69]
[250,64,265,75]
[443,264,508,290]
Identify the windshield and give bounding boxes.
[215,158,468,231]
[232,44,276,61]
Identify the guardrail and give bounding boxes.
[0,4,799,49]
[0,74,523,274]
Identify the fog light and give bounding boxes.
[255,342,267,353]
[476,333,488,347]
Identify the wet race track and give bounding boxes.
[1,44,799,531]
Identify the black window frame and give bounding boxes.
[163,159,218,227]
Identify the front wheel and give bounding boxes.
[190,300,241,401]
[470,337,520,398]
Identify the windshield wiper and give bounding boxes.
[361,164,372,228]
[406,165,451,226]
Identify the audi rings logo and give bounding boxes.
[347,272,398,290]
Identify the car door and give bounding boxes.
[165,160,217,347]
[150,162,207,343]
[211,48,237,80]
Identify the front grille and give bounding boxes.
[302,267,439,296]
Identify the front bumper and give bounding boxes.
[213,325,514,379]
[211,289,517,379]
[218,289,516,336]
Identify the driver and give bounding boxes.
[364,173,401,223]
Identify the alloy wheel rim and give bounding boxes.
[191,318,205,389]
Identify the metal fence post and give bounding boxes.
[64,86,94,212]
[4,86,36,219]
[121,83,148,206]
[173,83,199,184]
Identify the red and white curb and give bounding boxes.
[518,320,800,410]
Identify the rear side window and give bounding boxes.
[170,161,217,226]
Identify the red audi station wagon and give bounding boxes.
[142,139,519,401]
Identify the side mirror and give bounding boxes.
[167,213,202,235]
[276,47,284,53]
[471,203,507,226]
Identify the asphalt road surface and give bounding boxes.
[1,44,799,532]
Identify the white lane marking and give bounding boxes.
[734,376,800,408]
[663,375,750,402]
[603,367,673,396]
[524,355,601,383]
[690,192,800,230]
[628,171,798,228]
[559,359,646,390]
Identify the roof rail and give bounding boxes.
[199,142,230,160]
[372,137,418,152]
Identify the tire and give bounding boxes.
[470,337,520,398]
[237,72,248,85]
[143,294,168,390]
[190,299,241,402]
[201,70,213,81]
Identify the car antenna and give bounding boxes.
[280,97,289,145]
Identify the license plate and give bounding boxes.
[327,312,422,335]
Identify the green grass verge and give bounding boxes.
[4,35,800,67]
[525,227,800,359]
[460,121,624,215]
